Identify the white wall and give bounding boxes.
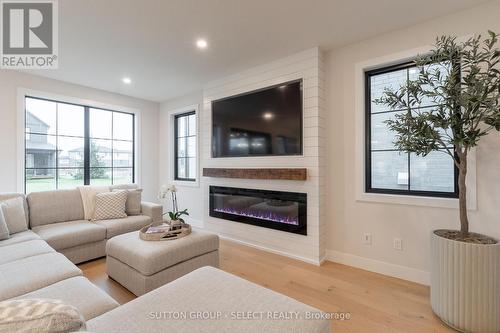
[200,48,326,264]
[159,48,326,264]
[325,0,500,284]
[0,71,160,201]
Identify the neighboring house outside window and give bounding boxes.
[174,111,196,182]
[365,61,458,198]
[25,96,135,193]
[25,112,56,181]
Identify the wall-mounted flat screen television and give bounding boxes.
[211,80,303,158]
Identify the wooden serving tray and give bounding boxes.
[139,222,192,241]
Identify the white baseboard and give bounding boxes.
[325,249,430,285]
[192,223,428,285]
[318,252,328,265]
[217,234,322,266]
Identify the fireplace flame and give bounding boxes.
[213,207,299,225]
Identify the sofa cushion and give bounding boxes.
[109,184,139,216]
[0,240,54,265]
[109,184,138,190]
[112,189,142,215]
[94,215,151,239]
[27,189,85,227]
[87,266,331,333]
[15,277,119,320]
[0,197,28,234]
[0,230,41,248]
[125,189,142,215]
[0,193,29,226]
[0,298,86,333]
[0,208,9,240]
[0,252,82,301]
[32,220,106,251]
[93,191,128,221]
[106,230,219,276]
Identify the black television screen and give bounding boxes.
[212,80,303,158]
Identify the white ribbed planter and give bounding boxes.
[431,230,500,333]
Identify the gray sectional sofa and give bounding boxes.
[26,188,162,264]
[0,187,162,321]
[0,188,330,332]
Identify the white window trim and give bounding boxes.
[354,45,477,210]
[17,88,141,193]
[168,104,200,188]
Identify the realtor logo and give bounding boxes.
[1,0,58,69]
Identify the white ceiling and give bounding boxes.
[27,0,490,102]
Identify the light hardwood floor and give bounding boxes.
[79,239,456,333]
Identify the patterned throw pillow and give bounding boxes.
[92,190,128,221]
[0,298,86,333]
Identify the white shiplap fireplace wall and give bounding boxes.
[201,47,326,265]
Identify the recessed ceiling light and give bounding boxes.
[263,112,274,120]
[122,77,132,84]
[196,39,208,49]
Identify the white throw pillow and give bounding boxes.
[0,298,86,333]
[0,197,28,235]
[92,190,128,221]
[78,186,110,220]
[0,208,9,241]
[112,188,142,215]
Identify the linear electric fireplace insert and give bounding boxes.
[209,186,307,235]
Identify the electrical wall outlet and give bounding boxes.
[363,233,372,245]
[393,238,403,251]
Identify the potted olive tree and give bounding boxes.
[377,32,500,333]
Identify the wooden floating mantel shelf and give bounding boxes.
[203,168,307,181]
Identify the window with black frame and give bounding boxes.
[365,61,458,198]
[174,111,197,182]
[25,96,135,193]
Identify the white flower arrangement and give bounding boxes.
[158,184,188,225]
[159,184,177,199]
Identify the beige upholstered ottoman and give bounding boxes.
[106,230,219,296]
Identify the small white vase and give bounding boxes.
[430,230,500,333]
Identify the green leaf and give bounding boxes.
[377,30,500,157]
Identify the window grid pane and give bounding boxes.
[90,139,112,167]
[113,112,134,141]
[410,150,455,192]
[58,169,84,189]
[175,112,196,181]
[91,168,112,186]
[26,169,56,193]
[25,97,135,193]
[113,168,133,185]
[366,62,457,197]
[89,108,112,139]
